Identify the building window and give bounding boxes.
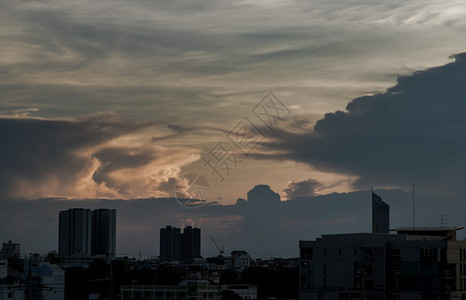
[421,249,438,262]
[324,249,327,255]
[339,249,342,255]
[300,247,313,260]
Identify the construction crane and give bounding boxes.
[209,235,225,257]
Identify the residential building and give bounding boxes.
[121,279,219,300]
[160,226,181,262]
[231,250,251,271]
[0,259,6,279]
[160,225,201,261]
[59,208,117,260]
[221,284,257,300]
[92,208,116,258]
[299,227,466,300]
[181,226,201,260]
[24,261,65,300]
[0,240,20,261]
[59,208,92,258]
[0,259,26,300]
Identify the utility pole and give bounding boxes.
[110,260,113,300]
[27,253,33,300]
[412,184,415,228]
[361,268,366,300]
[440,215,447,229]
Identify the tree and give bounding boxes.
[221,290,243,300]
[45,251,60,264]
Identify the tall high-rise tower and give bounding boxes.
[59,208,92,258]
[181,226,201,260]
[92,209,116,258]
[160,226,181,261]
[372,191,389,234]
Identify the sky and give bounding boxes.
[2,0,466,257]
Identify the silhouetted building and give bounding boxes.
[299,227,466,300]
[160,225,201,261]
[372,191,389,234]
[0,258,26,298]
[121,279,219,300]
[59,208,92,258]
[221,284,257,300]
[181,226,201,260]
[160,226,181,261]
[91,209,116,258]
[299,192,466,299]
[24,261,65,300]
[0,240,20,260]
[231,250,251,271]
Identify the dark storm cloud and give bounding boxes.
[259,53,466,195]
[0,115,198,199]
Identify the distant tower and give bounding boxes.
[181,226,201,260]
[59,208,92,258]
[372,190,389,233]
[92,209,116,258]
[160,226,181,261]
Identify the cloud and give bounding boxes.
[4,186,464,258]
[0,114,199,199]
[283,178,324,199]
[2,0,466,127]
[258,52,466,196]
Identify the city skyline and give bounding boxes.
[2,186,464,259]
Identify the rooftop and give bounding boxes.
[391,226,464,241]
[391,226,464,232]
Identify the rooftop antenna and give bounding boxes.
[412,184,415,228]
[440,215,447,229]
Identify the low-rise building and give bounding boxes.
[221,284,257,300]
[0,241,20,261]
[24,261,65,300]
[0,259,26,300]
[121,279,219,300]
[299,227,466,300]
[231,251,251,271]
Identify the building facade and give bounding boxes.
[372,191,389,234]
[0,259,26,300]
[221,284,257,300]
[160,226,181,262]
[121,279,219,300]
[0,240,20,261]
[92,209,116,258]
[24,261,65,300]
[299,227,466,300]
[160,226,201,261]
[59,208,92,258]
[181,226,201,260]
[59,208,116,259]
[231,250,251,271]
